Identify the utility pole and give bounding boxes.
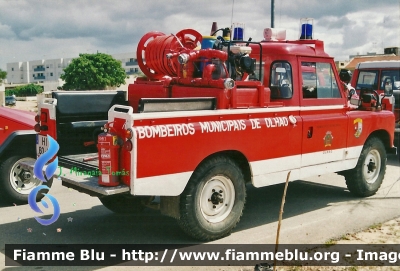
[271,0,275,28]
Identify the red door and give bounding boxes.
[298,58,349,177]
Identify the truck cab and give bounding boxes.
[350,60,400,148]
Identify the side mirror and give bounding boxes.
[383,78,393,96]
[339,69,352,84]
[346,85,360,106]
[350,96,361,107]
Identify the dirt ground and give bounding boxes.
[8,99,38,112]
[7,101,400,271]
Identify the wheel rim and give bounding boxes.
[199,175,235,223]
[9,157,42,195]
[363,149,381,184]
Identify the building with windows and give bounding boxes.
[6,52,140,86]
[113,52,140,76]
[334,47,399,72]
[7,57,73,84]
[335,60,349,70]
[344,55,400,71]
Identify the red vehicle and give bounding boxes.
[0,107,52,204]
[349,60,400,149]
[31,25,396,241]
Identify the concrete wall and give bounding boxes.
[15,96,37,101]
[43,79,64,92]
[0,83,5,106]
[37,92,52,105]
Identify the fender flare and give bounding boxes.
[0,131,37,160]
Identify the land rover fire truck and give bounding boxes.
[30,23,396,241]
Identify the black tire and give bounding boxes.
[99,194,146,214]
[178,156,246,241]
[345,137,387,197]
[0,155,53,204]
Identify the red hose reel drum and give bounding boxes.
[137,29,202,80]
[175,29,203,49]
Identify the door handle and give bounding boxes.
[307,127,313,138]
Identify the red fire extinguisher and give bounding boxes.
[97,131,121,186]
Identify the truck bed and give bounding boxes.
[19,155,129,197]
[59,153,99,168]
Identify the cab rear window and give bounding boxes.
[269,61,293,99]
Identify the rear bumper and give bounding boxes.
[19,158,129,197]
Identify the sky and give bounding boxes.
[0,0,399,70]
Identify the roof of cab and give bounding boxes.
[250,39,330,58]
[356,60,400,69]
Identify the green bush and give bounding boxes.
[5,89,17,96]
[0,69,6,84]
[61,53,127,90]
[5,84,43,97]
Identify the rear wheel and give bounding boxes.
[178,156,246,241]
[0,155,53,204]
[99,194,146,214]
[345,137,386,197]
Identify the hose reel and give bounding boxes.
[137,29,203,80]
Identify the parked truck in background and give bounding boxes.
[350,60,400,151]
[0,107,52,204]
[29,23,396,241]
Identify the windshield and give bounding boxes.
[356,69,400,91]
[355,70,378,90]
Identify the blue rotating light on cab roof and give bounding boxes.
[300,18,313,40]
[232,22,245,41]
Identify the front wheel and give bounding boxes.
[0,155,53,204]
[345,137,387,197]
[178,156,246,241]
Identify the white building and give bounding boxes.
[112,52,140,76]
[6,52,139,87]
[6,58,73,84]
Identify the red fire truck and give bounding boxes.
[0,107,52,204]
[349,60,400,150]
[30,25,396,241]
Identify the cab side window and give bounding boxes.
[381,70,400,90]
[270,62,293,99]
[302,62,341,98]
